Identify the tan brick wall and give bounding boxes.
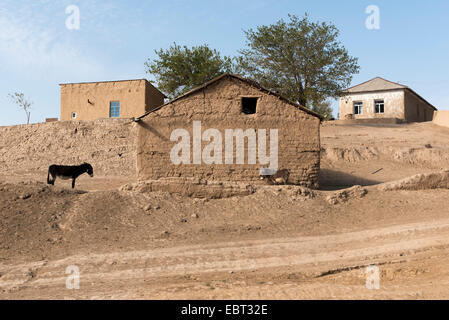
[60,80,164,121]
[339,90,405,120]
[136,77,321,188]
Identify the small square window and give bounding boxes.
[71,112,77,119]
[354,102,363,115]
[241,97,258,114]
[374,100,385,114]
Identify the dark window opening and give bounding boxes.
[353,101,363,115]
[374,100,384,114]
[241,97,258,114]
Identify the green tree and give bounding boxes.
[8,92,33,124]
[238,14,359,116]
[145,43,235,99]
[311,99,334,121]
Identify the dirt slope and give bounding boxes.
[320,122,449,189]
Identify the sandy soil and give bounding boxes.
[1,121,449,299]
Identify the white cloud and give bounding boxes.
[0,1,104,79]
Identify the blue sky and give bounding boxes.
[1,0,449,125]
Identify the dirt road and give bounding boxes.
[2,214,449,299]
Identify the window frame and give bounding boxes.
[374,99,385,114]
[353,101,363,115]
[109,101,120,118]
[71,112,77,119]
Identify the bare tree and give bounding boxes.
[8,92,33,124]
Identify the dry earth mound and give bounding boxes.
[322,145,449,167]
[378,169,449,191]
[0,119,137,176]
[121,178,320,199]
[326,185,368,205]
[321,122,449,169]
[121,178,257,198]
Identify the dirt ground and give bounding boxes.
[1,121,449,299]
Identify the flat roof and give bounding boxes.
[59,79,148,86]
[59,78,168,98]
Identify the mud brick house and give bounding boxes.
[60,79,166,121]
[134,74,322,188]
[339,77,436,122]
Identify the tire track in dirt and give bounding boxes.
[3,216,449,298]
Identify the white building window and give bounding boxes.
[71,112,77,119]
[374,100,385,114]
[354,102,363,115]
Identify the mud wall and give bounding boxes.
[60,80,165,121]
[145,81,166,113]
[433,111,449,128]
[137,77,321,188]
[327,118,405,125]
[0,119,137,176]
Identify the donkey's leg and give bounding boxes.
[47,170,55,185]
[72,178,76,189]
[49,174,56,185]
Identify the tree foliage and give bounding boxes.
[238,14,359,115]
[311,99,334,121]
[145,43,235,99]
[8,92,33,124]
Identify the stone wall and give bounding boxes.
[0,119,137,176]
[137,76,321,188]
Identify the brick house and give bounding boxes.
[339,77,436,122]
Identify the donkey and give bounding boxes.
[260,169,290,185]
[47,163,94,189]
